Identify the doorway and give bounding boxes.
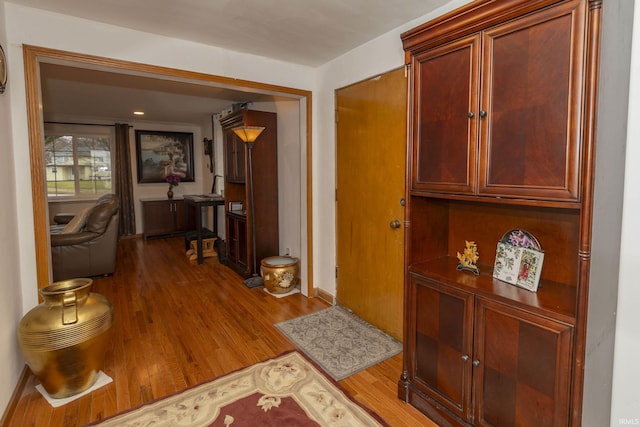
[23,45,314,294]
[335,68,407,340]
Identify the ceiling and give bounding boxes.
[39,63,283,125]
[13,0,452,125]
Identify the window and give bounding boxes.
[44,125,115,199]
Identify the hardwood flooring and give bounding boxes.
[5,237,435,426]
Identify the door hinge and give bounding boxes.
[335,188,338,202]
[335,108,339,123]
[335,266,338,278]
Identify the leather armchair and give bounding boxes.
[51,194,120,281]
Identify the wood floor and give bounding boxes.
[5,237,435,426]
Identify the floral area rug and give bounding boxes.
[275,306,402,381]
[90,351,387,426]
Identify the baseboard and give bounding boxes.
[1,365,29,427]
[120,233,141,240]
[315,288,335,305]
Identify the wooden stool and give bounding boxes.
[186,238,217,261]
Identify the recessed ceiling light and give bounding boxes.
[133,110,145,116]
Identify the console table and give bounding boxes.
[183,195,225,264]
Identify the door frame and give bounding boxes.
[334,67,407,339]
[23,44,315,295]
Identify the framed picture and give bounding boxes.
[493,242,545,292]
[135,130,195,183]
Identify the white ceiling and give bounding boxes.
[10,0,448,66]
[39,63,284,125]
[11,0,451,125]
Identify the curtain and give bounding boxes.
[114,123,136,236]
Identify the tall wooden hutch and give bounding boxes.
[398,0,602,425]
[219,109,279,278]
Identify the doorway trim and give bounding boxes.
[23,44,314,295]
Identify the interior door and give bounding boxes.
[335,68,407,340]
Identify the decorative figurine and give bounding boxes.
[457,240,480,275]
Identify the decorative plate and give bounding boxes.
[499,229,541,251]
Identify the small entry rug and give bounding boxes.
[275,306,402,381]
[90,351,387,426]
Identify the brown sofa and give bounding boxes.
[50,194,120,281]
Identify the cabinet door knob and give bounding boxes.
[473,360,480,367]
[461,355,469,362]
[468,111,474,118]
[390,219,401,229]
[479,110,487,118]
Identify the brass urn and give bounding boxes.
[260,256,300,294]
[17,278,114,398]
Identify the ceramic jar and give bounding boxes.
[260,256,300,294]
[17,278,114,398]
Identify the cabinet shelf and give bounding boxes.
[227,210,246,219]
[409,256,576,324]
[409,189,582,210]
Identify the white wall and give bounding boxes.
[0,1,26,416]
[313,0,471,294]
[255,99,303,259]
[610,2,640,425]
[1,3,315,415]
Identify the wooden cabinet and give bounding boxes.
[141,198,184,239]
[407,274,572,426]
[410,0,584,202]
[226,211,248,273]
[219,109,279,278]
[399,0,602,425]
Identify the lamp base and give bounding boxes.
[243,275,264,288]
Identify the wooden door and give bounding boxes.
[335,68,406,340]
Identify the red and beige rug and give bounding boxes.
[91,351,387,426]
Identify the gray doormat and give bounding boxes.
[274,305,402,381]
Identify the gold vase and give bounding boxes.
[260,256,300,294]
[17,278,114,398]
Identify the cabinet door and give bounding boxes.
[224,132,245,183]
[143,201,176,237]
[233,137,245,181]
[236,216,248,270]
[225,214,249,275]
[224,133,235,181]
[411,35,480,195]
[478,1,585,201]
[473,298,572,427]
[174,200,184,232]
[226,214,239,263]
[411,276,475,420]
